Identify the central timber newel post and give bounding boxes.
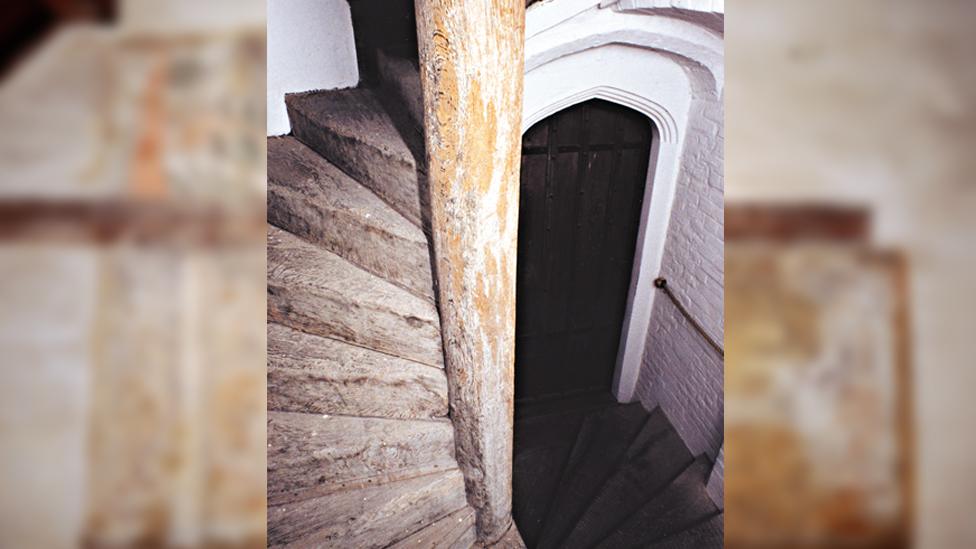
[415,0,526,544]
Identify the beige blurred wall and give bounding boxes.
[727,1,976,547]
[0,1,266,546]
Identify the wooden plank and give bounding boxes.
[562,415,696,549]
[537,403,649,549]
[268,322,449,419]
[268,469,468,548]
[645,513,723,548]
[267,136,434,300]
[267,411,457,507]
[592,458,717,549]
[515,99,651,400]
[286,88,424,227]
[389,506,476,548]
[267,226,444,367]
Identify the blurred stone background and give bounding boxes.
[0,1,266,547]
[727,1,976,547]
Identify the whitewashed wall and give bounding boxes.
[267,0,358,136]
[634,93,724,462]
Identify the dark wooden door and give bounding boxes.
[515,99,653,401]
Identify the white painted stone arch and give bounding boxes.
[522,0,723,402]
[523,85,679,143]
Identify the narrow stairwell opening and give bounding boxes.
[512,100,723,548]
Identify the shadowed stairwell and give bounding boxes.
[266,53,481,547]
[513,392,723,548]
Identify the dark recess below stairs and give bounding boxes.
[512,391,723,548]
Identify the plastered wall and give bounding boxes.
[634,94,724,462]
[267,0,358,135]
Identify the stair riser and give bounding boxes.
[562,432,694,549]
[536,404,649,549]
[592,460,718,548]
[377,51,424,134]
[644,513,723,549]
[268,412,457,507]
[389,507,476,549]
[268,185,434,300]
[268,364,448,420]
[267,281,442,367]
[289,107,424,227]
[268,470,468,548]
[268,323,448,419]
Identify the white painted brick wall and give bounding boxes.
[635,94,724,462]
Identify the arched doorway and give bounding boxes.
[513,99,660,547]
[515,98,653,401]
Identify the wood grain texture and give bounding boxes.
[561,414,696,549]
[389,506,476,548]
[267,225,444,367]
[516,100,651,400]
[594,458,718,549]
[268,469,468,548]
[645,513,724,549]
[536,403,648,548]
[415,0,526,541]
[267,136,434,300]
[483,522,528,548]
[268,322,448,419]
[286,88,425,227]
[267,411,457,507]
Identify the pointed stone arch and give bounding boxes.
[523,1,723,402]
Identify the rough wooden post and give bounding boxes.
[414,0,525,543]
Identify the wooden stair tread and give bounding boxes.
[268,411,457,507]
[267,136,433,300]
[389,506,476,549]
[286,88,424,226]
[376,50,424,135]
[512,437,576,547]
[514,390,617,421]
[593,457,719,548]
[267,225,443,367]
[536,402,649,548]
[268,468,467,548]
[512,396,604,546]
[562,409,695,548]
[642,512,724,549]
[268,322,448,419]
[514,405,590,453]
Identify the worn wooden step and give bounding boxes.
[267,136,434,300]
[488,523,528,548]
[513,440,574,547]
[389,506,476,549]
[515,390,617,421]
[593,457,719,549]
[286,88,425,227]
[268,322,448,419]
[376,50,424,134]
[514,405,590,454]
[536,403,649,549]
[267,226,444,367]
[561,410,695,549]
[512,404,593,546]
[267,411,458,507]
[643,512,724,549]
[268,468,468,548]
